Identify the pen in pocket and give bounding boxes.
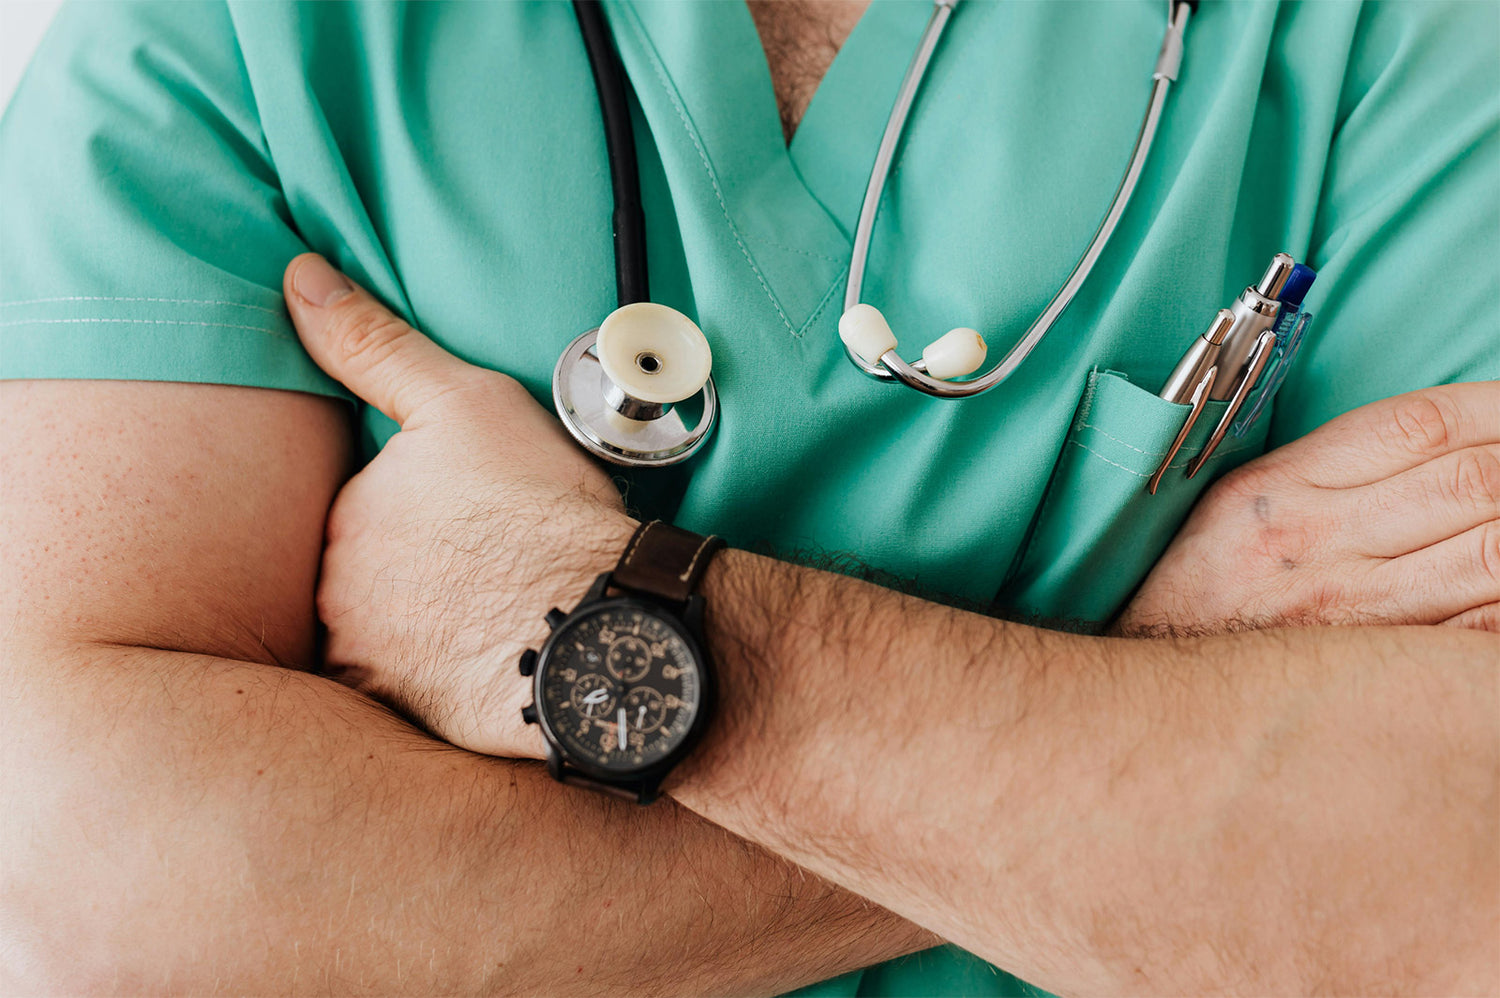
[1148,253,1318,494]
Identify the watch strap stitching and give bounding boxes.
[677,532,718,583]
[612,520,725,602]
[619,519,655,570]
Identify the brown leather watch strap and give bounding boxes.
[611,520,725,603]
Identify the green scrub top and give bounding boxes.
[3,1,1497,993]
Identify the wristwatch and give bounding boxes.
[517,520,725,804]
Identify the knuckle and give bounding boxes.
[1454,603,1500,632]
[1384,393,1460,458]
[328,306,413,371]
[1447,447,1500,514]
[1479,520,1500,590]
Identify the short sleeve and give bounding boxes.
[0,0,348,399]
[1269,0,1500,446]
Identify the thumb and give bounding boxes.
[284,253,475,427]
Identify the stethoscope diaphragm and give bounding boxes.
[553,302,718,468]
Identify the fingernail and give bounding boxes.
[293,255,353,307]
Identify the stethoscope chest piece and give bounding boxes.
[553,302,718,468]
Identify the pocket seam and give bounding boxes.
[1068,437,1263,479]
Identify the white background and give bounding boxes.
[1,0,63,113]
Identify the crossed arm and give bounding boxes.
[3,293,1497,992]
[0,381,931,994]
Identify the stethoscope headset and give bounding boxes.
[553,0,1199,468]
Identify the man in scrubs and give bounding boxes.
[2,0,1496,993]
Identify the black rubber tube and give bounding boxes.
[572,0,649,306]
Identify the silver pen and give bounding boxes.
[1150,253,1299,493]
[1147,308,1233,494]
[1158,307,1234,404]
[1208,253,1294,401]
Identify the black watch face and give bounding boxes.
[537,602,703,775]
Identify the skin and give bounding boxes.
[0,393,931,995]
[0,8,920,991]
[2,256,1495,996]
[2,9,1495,992]
[1116,397,1500,634]
[747,0,872,142]
[290,257,1495,993]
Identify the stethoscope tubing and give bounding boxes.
[569,0,1199,423]
[573,0,649,307]
[843,0,1195,398]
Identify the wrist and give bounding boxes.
[473,507,639,761]
[663,548,824,812]
[538,510,640,610]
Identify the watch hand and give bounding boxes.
[617,707,627,750]
[637,705,646,728]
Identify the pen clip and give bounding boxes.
[1185,330,1277,479]
[1147,365,1216,496]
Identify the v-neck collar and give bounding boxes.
[600,0,930,338]
[787,1,933,237]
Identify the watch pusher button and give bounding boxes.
[518,649,538,677]
[544,607,567,630]
[521,703,538,725]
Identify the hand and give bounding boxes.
[1116,381,1500,636]
[283,253,637,757]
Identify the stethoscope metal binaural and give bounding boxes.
[554,0,1199,468]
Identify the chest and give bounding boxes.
[746,0,871,141]
[246,0,1338,604]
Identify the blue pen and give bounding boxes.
[1230,262,1317,437]
[1150,254,1318,491]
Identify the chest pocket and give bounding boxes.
[998,368,1272,630]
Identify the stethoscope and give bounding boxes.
[554,0,1198,467]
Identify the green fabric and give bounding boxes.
[1006,369,1272,628]
[3,1,1497,994]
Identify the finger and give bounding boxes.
[1259,381,1500,490]
[284,253,477,426]
[1442,602,1499,632]
[1373,520,1500,625]
[1345,443,1500,556]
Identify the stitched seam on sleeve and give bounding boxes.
[0,316,295,343]
[0,296,281,314]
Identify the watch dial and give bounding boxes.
[538,604,702,774]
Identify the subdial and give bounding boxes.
[622,687,666,734]
[605,635,652,682]
[569,674,617,718]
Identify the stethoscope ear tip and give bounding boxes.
[839,304,988,381]
[839,303,899,366]
[922,327,987,380]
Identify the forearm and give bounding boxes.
[2,638,931,994]
[668,549,1500,994]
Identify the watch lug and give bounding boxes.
[585,571,612,601]
[520,702,538,725]
[683,594,706,633]
[636,775,662,806]
[544,607,568,630]
[546,748,565,782]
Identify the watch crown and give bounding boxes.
[521,703,538,725]
[518,649,538,677]
[544,607,567,630]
